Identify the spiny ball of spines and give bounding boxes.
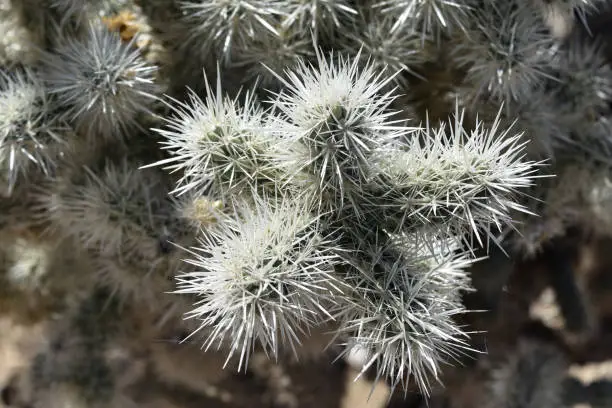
[41,24,160,143]
[0,67,66,196]
[452,1,556,105]
[231,25,315,88]
[175,194,345,371]
[368,106,541,246]
[549,35,612,156]
[499,87,568,159]
[373,0,478,40]
[179,0,282,64]
[338,8,433,91]
[279,0,358,42]
[336,231,474,394]
[147,70,290,200]
[267,48,408,215]
[37,158,192,309]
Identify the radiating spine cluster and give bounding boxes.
[42,24,159,142]
[148,48,539,394]
[0,67,65,196]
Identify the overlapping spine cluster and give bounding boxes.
[369,108,541,246]
[374,0,477,39]
[42,24,159,142]
[176,195,343,370]
[336,232,475,393]
[0,68,65,195]
[38,158,191,309]
[454,2,556,105]
[150,48,539,393]
[147,72,283,198]
[180,0,283,63]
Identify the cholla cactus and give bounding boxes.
[268,48,408,213]
[369,106,541,246]
[147,70,288,199]
[374,0,477,39]
[231,25,315,88]
[37,158,191,309]
[176,194,344,370]
[503,88,568,159]
[280,0,358,42]
[0,67,66,195]
[339,9,432,89]
[337,231,475,394]
[15,286,145,408]
[454,2,556,104]
[41,24,159,142]
[179,0,281,63]
[40,159,176,257]
[549,36,612,156]
[7,0,612,404]
[154,47,540,395]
